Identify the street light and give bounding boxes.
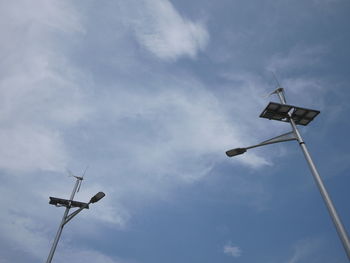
[226,87,350,260]
[90,192,106,203]
[46,176,105,263]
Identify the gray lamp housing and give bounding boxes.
[90,192,105,203]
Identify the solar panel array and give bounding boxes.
[259,102,320,126]
[49,197,89,209]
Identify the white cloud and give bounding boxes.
[267,45,326,73]
[223,242,242,258]
[0,126,67,172]
[120,0,209,60]
[102,79,271,182]
[0,1,116,262]
[282,77,327,107]
[286,238,324,263]
[266,45,329,109]
[0,0,89,172]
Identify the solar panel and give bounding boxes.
[260,102,320,126]
[49,197,89,209]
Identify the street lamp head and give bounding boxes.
[226,148,247,157]
[90,192,105,203]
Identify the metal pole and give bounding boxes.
[46,178,80,263]
[276,88,350,260]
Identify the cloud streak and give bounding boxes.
[120,0,209,60]
[223,242,242,258]
[286,238,324,263]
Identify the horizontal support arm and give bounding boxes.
[247,131,297,149]
[226,131,296,157]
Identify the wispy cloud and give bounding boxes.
[267,45,327,73]
[0,0,88,173]
[285,237,324,263]
[266,45,329,107]
[223,242,242,258]
[120,0,209,60]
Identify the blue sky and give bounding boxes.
[1,0,350,262]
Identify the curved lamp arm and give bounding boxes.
[226,131,296,157]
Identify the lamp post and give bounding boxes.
[226,87,350,260]
[46,176,105,263]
